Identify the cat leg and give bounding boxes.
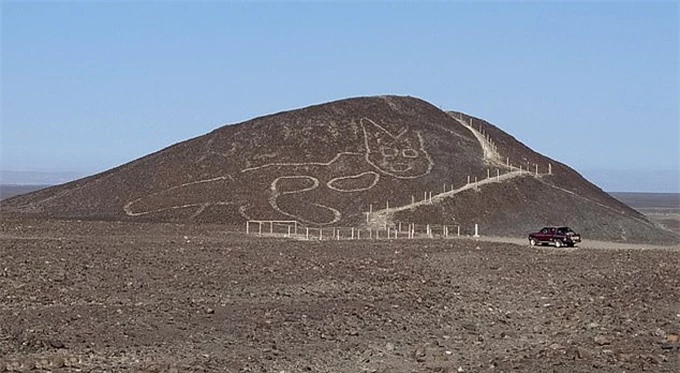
[270,176,341,226]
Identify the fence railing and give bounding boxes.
[244,113,550,241]
[245,221,483,240]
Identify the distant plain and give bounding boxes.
[610,192,680,234]
[0,185,51,201]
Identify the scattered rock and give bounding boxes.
[6,361,19,372]
[594,335,611,346]
[586,322,599,329]
[50,357,65,368]
[64,356,79,367]
[20,359,35,371]
[1,217,678,372]
[50,339,65,349]
[413,346,427,362]
[574,347,592,359]
[549,343,563,350]
[660,343,674,350]
[653,328,667,338]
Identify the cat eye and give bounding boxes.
[381,147,398,157]
[402,149,418,158]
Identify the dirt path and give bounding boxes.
[448,113,503,165]
[368,170,530,227]
[469,234,680,251]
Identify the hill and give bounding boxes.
[2,96,677,244]
[0,185,50,201]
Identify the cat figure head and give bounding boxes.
[360,118,434,179]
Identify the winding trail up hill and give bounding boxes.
[2,96,677,244]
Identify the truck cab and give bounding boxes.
[529,226,581,247]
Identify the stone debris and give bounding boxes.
[0,218,678,372]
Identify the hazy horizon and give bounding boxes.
[2,168,677,194]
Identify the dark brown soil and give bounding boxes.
[2,96,676,244]
[1,218,678,372]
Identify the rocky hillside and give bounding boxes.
[2,96,676,244]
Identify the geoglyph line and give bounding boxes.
[240,152,365,173]
[367,113,530,226]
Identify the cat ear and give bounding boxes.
[361,118,386,145]
[360,118,407,139]
[361,118,391,138]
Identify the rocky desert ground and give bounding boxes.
[0,217,678,372]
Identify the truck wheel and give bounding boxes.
[529,238,537,246]
[554,240,563,248]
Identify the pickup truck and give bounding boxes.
[529,226,581,248]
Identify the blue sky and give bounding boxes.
[1,1,678,192]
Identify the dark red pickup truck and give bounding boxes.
[529,226,581,248]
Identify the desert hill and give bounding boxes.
[2,96,677,244]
